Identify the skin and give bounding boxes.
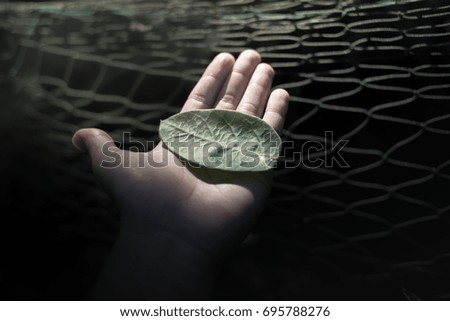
[72,50,289,300]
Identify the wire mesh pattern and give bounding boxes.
[1,0,450,299]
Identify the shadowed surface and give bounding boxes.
[1,0,450,299]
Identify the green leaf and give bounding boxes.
[159,109,282,172]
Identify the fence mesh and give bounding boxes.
[1,0,450,299]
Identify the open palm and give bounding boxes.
[73,50,289,299]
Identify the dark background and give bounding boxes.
[1,0,450,300]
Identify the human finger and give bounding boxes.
[236,63,274,117]
[215,49,261,110]
[181,53,235,113]
[262,89,290,134]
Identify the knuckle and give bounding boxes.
[204,73,218,82]
[189,93,208,105]
[231,69,246,80]
[240,101,259,115]
[220,93,237,107]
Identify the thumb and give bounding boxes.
[72,128,121,170]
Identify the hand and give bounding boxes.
[72,50,289,299]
